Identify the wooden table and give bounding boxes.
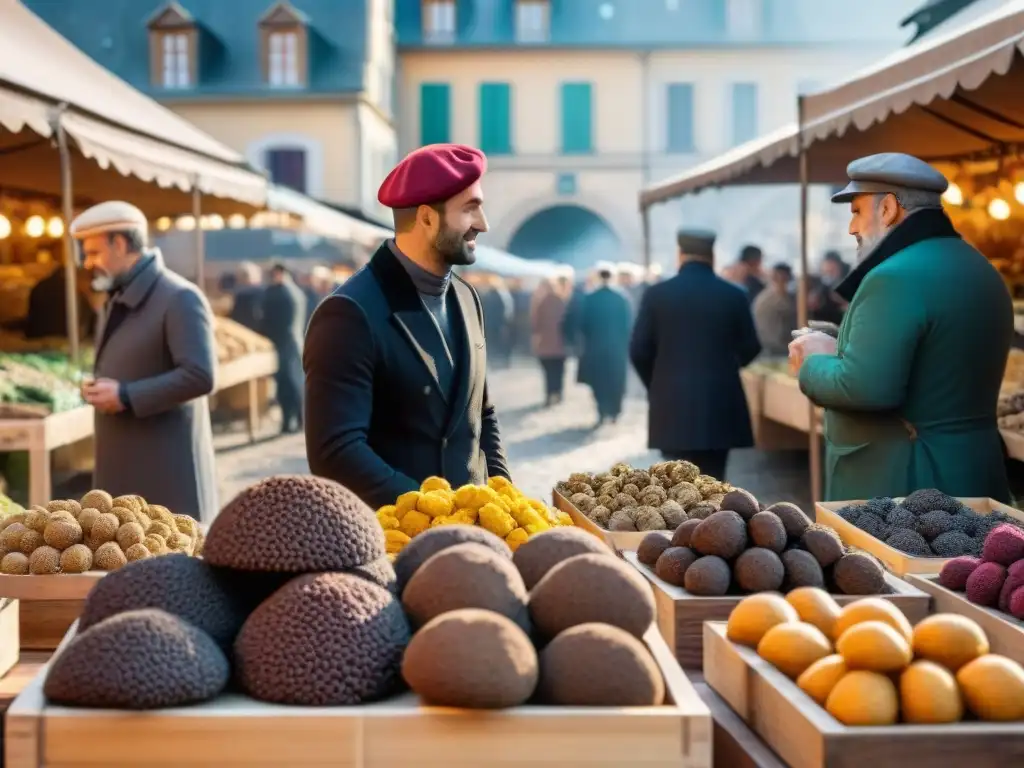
[214,351,278,442]
[0,406,93,509]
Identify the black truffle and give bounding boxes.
[654,546,698,587]
[884,529,932,556]
[78,554,250,653]
[670,518,702,548]
[854,512,891,541]
[748,512,787,553]
[393,525,511,595]
[803,525,845,566]
[865,497,897,516]
[916,511,954,542]
[684,555,731,596]
[885,506,917,529]
[203,475,384,572]
[402,543,529,629]
[782,549,826,589]
[44,609,228,709]
[529,553,655,640]
[512,527,609,589]
[767,502,812,538]
[637,532,673,567]
[402,608,537,708]
[734,548,784,592]
[932,530,979,558]
[901,489,963,516]
[720,489,760,521]
[836,504,865,524]
[690,511,748,559]
[536,623,664,706]
[832,552,885,595]
[234,573,409,705]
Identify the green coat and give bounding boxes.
[799,222,1012,503]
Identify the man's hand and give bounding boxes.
[788,330,837,374]
[82,378,125,414]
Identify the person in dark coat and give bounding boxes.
[736,244,766,305]
[71,202,217,522]
[630,230,761,481]
[262,262,307,434]
[304,144,510,509]
[578,262,633,427]
[24,263,97,340]
[480,275,514,368]
[229,261,263,331]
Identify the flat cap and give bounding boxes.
[676,229,716,259]
[69,201,148,240]
[831,153,948,204]
[378,144,486,209]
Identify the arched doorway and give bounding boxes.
[507,205,621,270]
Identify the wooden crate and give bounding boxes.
[703,622,1024,768]
[816,498,1024,576]
[761,372,823,435]
[906,573,1024,667]
[5,623,712,768]
[552,489,645,552]
[743,368,808,450]
[0,573,103,652]
[0,599,18,681]
[625,552,930,670]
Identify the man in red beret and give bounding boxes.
[303,144,511,508]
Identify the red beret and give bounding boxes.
[377,144,487,209]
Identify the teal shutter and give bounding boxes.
[731,82,758,145]
[479,82,512,155]
[560,82,593,155]
[666,83,695,153]
[419,83,451,145]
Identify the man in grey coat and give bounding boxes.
[71,202,218,522]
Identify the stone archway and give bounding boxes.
[507,204,622,270]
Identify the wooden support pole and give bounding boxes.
[55,111,80,369]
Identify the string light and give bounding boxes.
[45,217,64,238]
[942,183,964,206]
[202,214,224,230]
[0,215,10,240]
[24,215,45,237]
[988,198,1011,220]
[175,215,196,231]
[155,216,173,231]
[228,213,247,229]
[1015,182,1024,205]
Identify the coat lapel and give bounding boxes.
[94,255,161,367]
[447,276,482,434]
[368,243,448,401]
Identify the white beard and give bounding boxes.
[855,228,888,263]
[91,274,114,292]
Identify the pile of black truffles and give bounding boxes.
[399,525,666,708]
[833,489,1023,558]
[556,460,732,532]
[44,475,407,710]
[43,478,670,713]
[635,489,890,597]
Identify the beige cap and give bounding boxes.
[69,201,148,240]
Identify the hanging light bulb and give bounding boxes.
[228,213,247,229]
[24,215,46,238]
[155,216,173,231]
[203,214,224,230]
[1015,181,1024,205]
[176,215,196,231]
[45,217,64,238]
[942,182,964,206]
[988,198,1011,220]
[0,215,10,240]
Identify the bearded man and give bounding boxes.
[790,153,1012,502]
[303,144,510,508]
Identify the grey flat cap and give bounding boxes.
[70,201,148,240]
[677,228,716,258]
[831,153,948,204]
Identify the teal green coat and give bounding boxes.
[799,216,1012,503]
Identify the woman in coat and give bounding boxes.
[531,276,571,405]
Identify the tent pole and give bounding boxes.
[797,95,821,502]
[191,180,205,290]
[641,205,652,270]
[55,108,81,369]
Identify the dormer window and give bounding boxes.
[259,2,309,88]
[516,0,550,43]
[147,2,197,89]
[423,0,455,44]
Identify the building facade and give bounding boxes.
[27,0,398,221]
[396,0,921,269]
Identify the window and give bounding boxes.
[161,33,191,88]
[266,148,307,193]
[423,0,455,43]
[268,31,300,87]
[479,83,512,155]
[419,83,451,145]
[666,83,695,153]
[726,0,763,39]
[560,82,593,155]
[731,82,758,145]
[516,0,550,43]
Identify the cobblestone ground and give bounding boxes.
[214,359,813,510]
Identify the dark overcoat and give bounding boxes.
[261,278,307,424]
[304,244,510,509]
[93,253,218,521]
[230,285,263,331]
[630,261,761,452]
[799,209,1012,502]
[577,285,633,405]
